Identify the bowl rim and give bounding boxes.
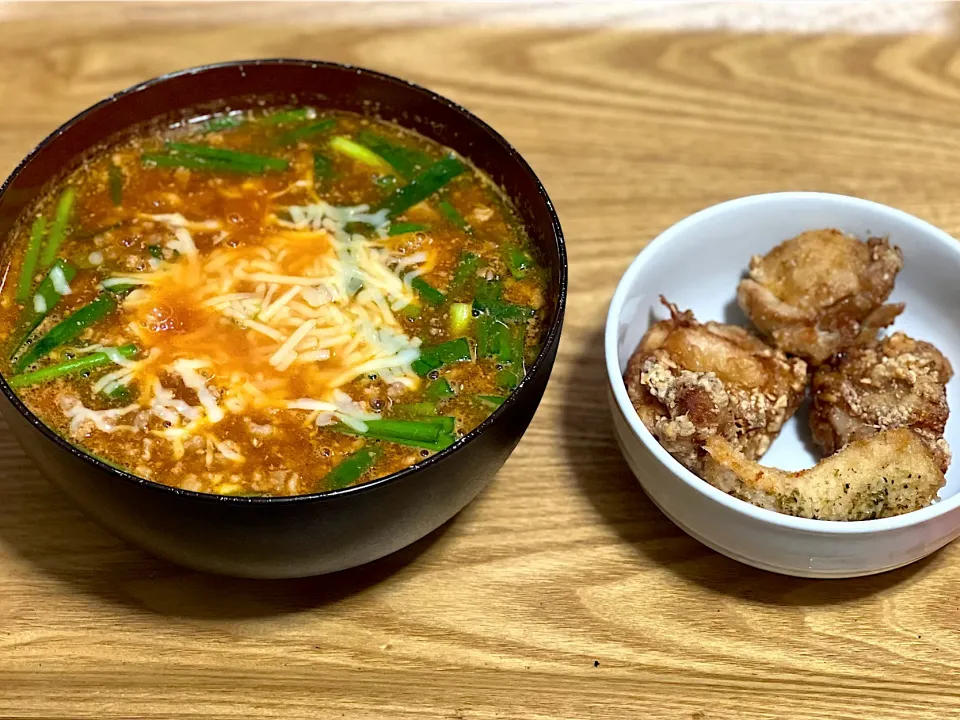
[605,190,960,534]
[0,58,568,505]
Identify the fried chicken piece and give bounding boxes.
[738,229,904,365]
[624,298,808,474]
[810,332,952,473]
[702,429,945,520]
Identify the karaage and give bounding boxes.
[737,229,904,364]
[703,428,945,520]
[810,332,952,473]
[624,298,808,474]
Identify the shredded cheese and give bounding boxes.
[172,359,224,424]
[139,212,222,231]
[72,200,430,460]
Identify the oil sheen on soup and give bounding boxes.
[0,107,549,496]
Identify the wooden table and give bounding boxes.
[2,3,960,718]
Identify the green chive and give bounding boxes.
[39,187,76,269]
[411,353,442,377]
[450,302,472,335]
[496,368,520,390]
[142,153,268,175]
[388,222,428,237]
[12,259,77,356]
[505,245,534,280]
[313,152,334,181]
[493,321,516,363]
[165,143,289,172]
[438,199,467,230]
[411,277,446,307]
[474,280,534,323]
[108,162,123,206]
[16,217,46,303]
[476,394,507,408]
[203,114,245,133]
[425,378,455,401]
[104,383,134,403]
[331,422,454,452]
[379,156,466,215]
[15,295,117,372]
[262,108,314,125]
[7,344,137,388]
[451,252,479,291]
[412,338,471,376]
[475,279,502,306]
[275,118,336,146]
[401,303,422,320]
[325,446,382,489]
[423,416,456,434]
[355,131,431,177]
[329,136,391,169]
[476,316,495,359]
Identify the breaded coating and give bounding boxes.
[624,298,808,474]
[810,332,952,473]
[703,429,945,520]
[738,229,904,364]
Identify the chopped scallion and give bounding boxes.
[142,153,272,175]
[108,162,123,206]
[275,118,336,146]
[104,383,134,403]
[411,277,446,307]
[412,337,472,376]
[164,143,289,172]
[496,368,520,390]
[476,394,507,408]
[202,114,245,133]
[451,252,479,291]
[262,107,315,125]
[379,156,466,215]
[12,259,77,357]
[329,136,390,170]
[7,344,137,388]
[15,294,117,372]
[313,152,333,181]
[505,245,534,280]
[474,280,534,323]
[16,217,46,303]
[476,315,495,358]
[438,199,467,230]
[355,131,432,177]
[450,302,472,335]
[388,222,428,237]
[325,446,382,489]
[39,187,76,269]
[424,378,455,401]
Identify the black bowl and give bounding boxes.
[0,59,567,578]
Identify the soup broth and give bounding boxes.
[0,107,549,496]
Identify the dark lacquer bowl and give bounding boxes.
[0,59,567,578]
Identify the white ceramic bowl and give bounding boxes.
[605,192,960,578]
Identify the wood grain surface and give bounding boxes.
[3,3,960,718]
